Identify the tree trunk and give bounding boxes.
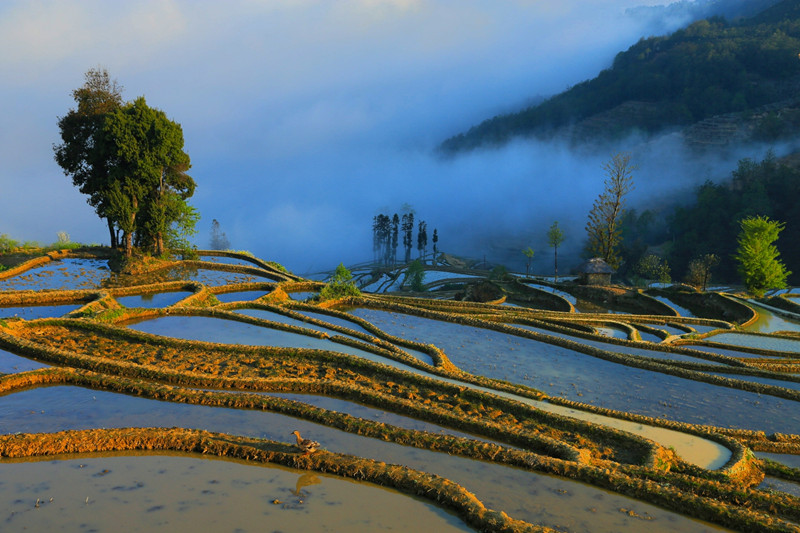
[554,246,559,283]
[106,218,117,248]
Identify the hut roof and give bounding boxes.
[576,257,615,274]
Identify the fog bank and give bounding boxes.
[0,0,783,274]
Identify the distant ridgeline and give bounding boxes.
[440,0,800,152]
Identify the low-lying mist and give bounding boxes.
[218,129,785,275]
[0,0,787,275]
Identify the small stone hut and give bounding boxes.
[576,257,615,286]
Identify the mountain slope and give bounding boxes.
[441,0,800,153]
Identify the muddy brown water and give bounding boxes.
[0,386,726,532]
[0,454,473,532]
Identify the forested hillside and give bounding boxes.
[441,0,800,152]
[663,152,800,284]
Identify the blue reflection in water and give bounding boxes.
[0,303,81,319]
[127,315,427,369]
[0,348,49,373]
[350,309,800,434]
[0,259,110,291]
[214,290,271,303]
[116,291,193,308]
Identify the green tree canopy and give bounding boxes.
[734,215,791,297]
[55,70,196,257]
[634,254,672,285]
[54,68,124,247]
[406,259,426,291]
[103,96,195,256]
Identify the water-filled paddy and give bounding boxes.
[756,452,800,469]
[0,386,725,532]
[699,371,800,391]
[3,253,796,531]
[705,331,800,352]
[0,258,110,291]
[757,477,800,498]
[293,309,375,336]
[351,309,800,433]
[0,302,82,319]
[595,326,629,339]
[523,283,577,306]
[168,267,263,286]
[213,290,271,303]
[648,295,694,317]
[126,315,425,370]
[115,291,193,308]
[0,454,472,533]
[743,302,800,334]
[234,308,434,364]
[199,254,258,267]
[516,324,731,366]
[259,391,498,442]
[0,348,49,373]
[288,291,317,301]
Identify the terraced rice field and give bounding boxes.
[0,251,798,532]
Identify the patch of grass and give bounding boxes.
[0,235,18,253]
[266,261,288,273]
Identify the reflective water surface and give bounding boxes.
[0,454,473,532]
[350,309,800,434]
[116,291,193,309]
[0,386,726,532]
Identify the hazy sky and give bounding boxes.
[0,1,769,274]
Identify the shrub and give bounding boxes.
[266,261,288,273]
[319,263,361,301]
[634,254,671,285]
[0,234,18,253]
[405,260,426,291]
[489,264,510,281]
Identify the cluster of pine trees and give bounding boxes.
[372,212,437,266]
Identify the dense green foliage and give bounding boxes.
[55,70,196,257]
[442,0,800,152]
[319,263,361,300]
[405,260,426,291]
[0,234,17,254]
[734,215,791,296]
[634,254,672,285]
[54,68,124,246]
[666,153,800,284]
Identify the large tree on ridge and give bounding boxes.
[54,68,124,247]
[103,96,194,256]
